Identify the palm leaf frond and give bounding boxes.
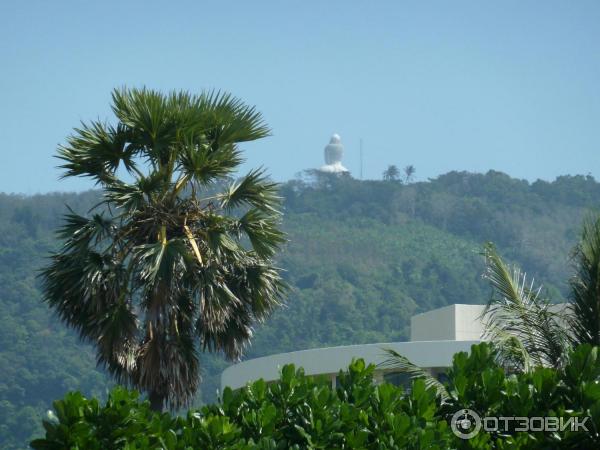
[239,208,286,258]
[219,169,280,213]
[568,215,600,346]
[178,140,242,186]
[379,348,450,402]
[482,243,569,370]
[57,121,136,184]
[200,90,271,144]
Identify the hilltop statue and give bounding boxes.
[319,134,349,174]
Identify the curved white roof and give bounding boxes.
[221,304,493,391]
[221,339,478,391]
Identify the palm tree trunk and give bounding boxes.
[149,390,165,412]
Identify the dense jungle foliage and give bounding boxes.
[31,343,600,449]
[2,170,600,448]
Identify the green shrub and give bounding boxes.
[30,360,453,449]
[31,343,600,449]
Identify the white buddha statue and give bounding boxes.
[319,134,349,173]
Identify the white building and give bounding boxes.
[221,304,486,391]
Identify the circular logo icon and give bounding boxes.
[451,409,482,439]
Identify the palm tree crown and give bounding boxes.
[40,88,287,410]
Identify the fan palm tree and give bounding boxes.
[382,215,600,395]
[40,88,287,411]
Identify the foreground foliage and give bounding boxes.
[32,343,600,449]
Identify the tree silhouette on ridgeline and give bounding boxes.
[383,165,400,182]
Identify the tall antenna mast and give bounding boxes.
[359,138,363,180]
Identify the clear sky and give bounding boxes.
[1,0,599,193]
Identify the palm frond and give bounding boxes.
[219,169,280,213]
[178,140,242,186]
[482,325,534,373]
[482,243,569,370]
[199,90,271,145]
[134,238,191,289]
[111,87,181,168]
[93,298,139,384]
[239,208,286,258]
[104,170,169,212]
[379,348,450,402]
[57,121,136,184]
[568,215,600,346]
[195,254,286,360]
[231,262,287,321]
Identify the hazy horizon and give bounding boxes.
[0,168,597,197]
[2,1,599,194]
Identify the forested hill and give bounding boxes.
[2,170,599,449]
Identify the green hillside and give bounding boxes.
[1,171,599,449]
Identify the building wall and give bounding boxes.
[410,304,456,341]
[454,305,486,340]
[410,304,485,341]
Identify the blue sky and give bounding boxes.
[1,1,599,193]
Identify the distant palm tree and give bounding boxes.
[403,165,416,184]
[40,88,287,411]
[383,165,400,182]
[383,215,600,394]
